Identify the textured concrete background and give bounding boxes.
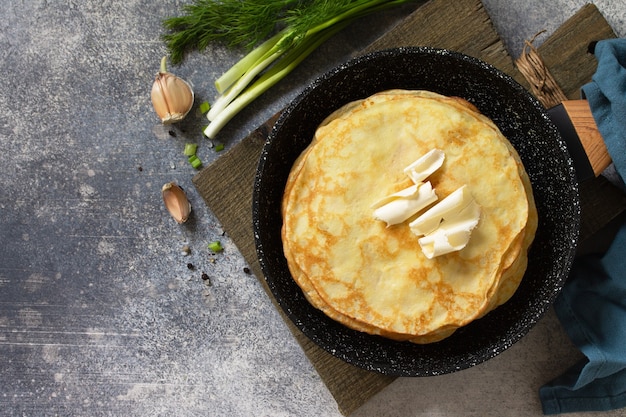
[1,1,625,416]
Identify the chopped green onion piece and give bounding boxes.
[199,101,211,114]
[208,240,223,253]
[184,143,198,156]
[214,143,225,152]
[188,155,202,169]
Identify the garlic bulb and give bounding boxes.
[162,182,192,223]
[151,57,194,124]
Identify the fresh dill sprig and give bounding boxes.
[163,0,305,63]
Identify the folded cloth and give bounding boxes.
[539,38,626,414]
[582,39,626,182]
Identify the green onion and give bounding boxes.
[184,143,198,156]
[203,19,350,139]
[199,101,211,114]
[214,143,225,152]
[188,154,203,169]
[208,240,223,253]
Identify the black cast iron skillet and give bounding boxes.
[252,47,580,376]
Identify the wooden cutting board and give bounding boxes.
[193,0,624,414]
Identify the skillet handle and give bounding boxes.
[561,99,612,177]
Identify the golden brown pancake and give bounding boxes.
[281,90,537,343]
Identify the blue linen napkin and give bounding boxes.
[539,38,626,414]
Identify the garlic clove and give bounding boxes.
[151,57,194,124]
[162,182,192,223]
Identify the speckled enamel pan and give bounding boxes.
[252,47,580,376]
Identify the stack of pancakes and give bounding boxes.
[281,90,538,344]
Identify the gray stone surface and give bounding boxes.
[1,1,625,416]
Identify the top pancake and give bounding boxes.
[281,90,537,342]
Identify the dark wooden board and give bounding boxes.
[193,1,622,414]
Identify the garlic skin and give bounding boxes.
[162,182,192,223]
[151,57,194,124]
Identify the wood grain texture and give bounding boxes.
[535,3,616,99]
[562,99,612,176]
[365,0,527,88]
